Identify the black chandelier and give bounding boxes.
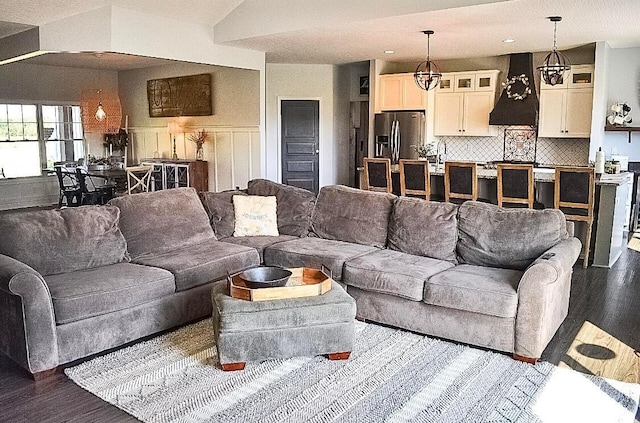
[537,16,571,86]
[414,30,442,91]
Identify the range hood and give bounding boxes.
[489,53,538,126]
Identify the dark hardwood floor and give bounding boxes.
[1,237,639,422]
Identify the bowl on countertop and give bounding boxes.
[238,266,292,289]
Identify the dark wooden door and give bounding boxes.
[281,100,319,192]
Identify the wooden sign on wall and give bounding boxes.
[147,73,212,117]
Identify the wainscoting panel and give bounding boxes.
[128,126,260,192]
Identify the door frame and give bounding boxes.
[277,97,323,184]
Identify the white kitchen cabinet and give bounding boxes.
[377,73,426,111]
[538,64,594,138]
[434,70,499,136]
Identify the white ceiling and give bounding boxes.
[1,0,640,69]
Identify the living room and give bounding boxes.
[1,1,640,422]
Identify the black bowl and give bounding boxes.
[238,266,292,289]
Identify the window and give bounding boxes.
[0,103,84,179]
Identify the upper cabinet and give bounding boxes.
[538,64,594,138]
[434,70,500,136]
[377,73,427,111]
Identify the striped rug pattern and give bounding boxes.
[65,319,640,423]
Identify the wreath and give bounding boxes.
[503,74,532,101]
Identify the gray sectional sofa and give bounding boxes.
[0,179,580,379]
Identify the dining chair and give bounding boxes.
[554,166,595,268]
[497,164,534,208]
[363,158,392,193]
[54,165,82,207]
[126,165,153,194]
[75,168,116,205]
[399,159,430,200]
[444,161,478,204]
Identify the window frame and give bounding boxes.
[0,100,83,179]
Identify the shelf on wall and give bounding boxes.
[604,125,640,143]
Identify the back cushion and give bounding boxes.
[199,190,247,239]
[0,206,128,276]
[457,201,569,270]
[109,187,214,260]
[247,179,316,237]
[311,185,394,248]
[388,197,458,263]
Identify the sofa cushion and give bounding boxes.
[424,264,523,318]
[109,187,215,261]
[0,206,128,276]
[343,249,454,301]
[311,185,394,248]
[247,179,316,237]
[263,237,377,281]
[457,201,569,271]
[233,195,279,236]
[132,239,260,291]
[45,263,175,324]
[220,235,298,263]
[199,190,247,239]
[388,197,458,263]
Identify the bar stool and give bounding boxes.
[444,161,477,204]
[554,166,595,268]
[126,166,153,194]
[497,164,534,208]
[399,159,430,200]
[363,158,392,193]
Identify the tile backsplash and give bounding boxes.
[435,127,589,166]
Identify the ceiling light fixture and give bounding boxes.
[537,16,571,86]
[414,30,442,91]
[384,50,395,54]
[502,39,516,43]
[95,96,106,122]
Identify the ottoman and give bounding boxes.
[211,279,356,371]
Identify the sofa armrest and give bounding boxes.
[0,254,59,374]
[514,237,581,359]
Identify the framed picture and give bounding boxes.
[147,73,212,117]
[359,76,369,96]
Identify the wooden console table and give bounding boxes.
[139,159,209,192]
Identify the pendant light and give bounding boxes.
[537,16,571,86]
[414,30,442,91]
[94,53,107,122]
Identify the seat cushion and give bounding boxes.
[220,235,298,263]
[45,263,175,324]
[344,249,454,301]
[457,201,569,270]
[109,187,215,261]
[133,239,260,291]
[0,205,128,276]
[263,237,378,281]
[388,197,458,263]
[247,179,316,237]
[311,185,395,248]
[424,264,523,318]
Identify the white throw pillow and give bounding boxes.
[233,195,279,237]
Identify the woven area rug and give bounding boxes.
[65,319,640,423]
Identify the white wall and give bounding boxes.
[601,46,640,160]
[0,62,119,210]
[265,63,339,187]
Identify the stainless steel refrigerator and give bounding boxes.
[374,111,425,164]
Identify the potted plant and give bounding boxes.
[413,143,437,162]
[188,129,208,161]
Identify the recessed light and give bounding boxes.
[503,39,516,43]
[384,50,395,54]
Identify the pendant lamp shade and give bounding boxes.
[414,30,442,91]
[537,16,571,86]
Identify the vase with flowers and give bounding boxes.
[188,129,208,161]
[413,143,437,162]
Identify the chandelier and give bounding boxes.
[414,30,442,91]
[537,16,571,86]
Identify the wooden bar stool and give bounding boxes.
[399,159,430,200]
[363,158,392,193]
[497,164,534,208]
[554,166,595,268]
[445,161,478,204]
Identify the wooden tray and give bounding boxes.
[229,267,332,301]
